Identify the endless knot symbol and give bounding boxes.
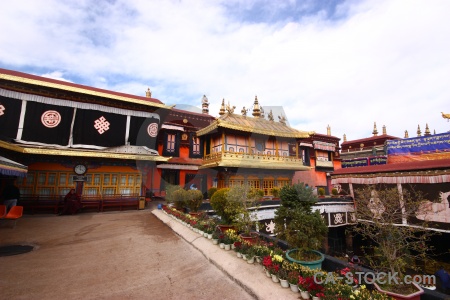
[0,105,5,116]
[147,123,159,137]
[94,116,110,134]
[41,110,61,128]
[334,213,344,224]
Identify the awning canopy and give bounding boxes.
[0,156,28,177]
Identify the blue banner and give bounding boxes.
[369,156,387,165]
[342,158,368,168]
[387,132,450,155]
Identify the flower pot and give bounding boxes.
[312,296,320,300]
[203,232,208,238]
[219,243,225,249]
[224,244,231,251]
[255,256,262,264]
[207,233,212,239]
[217,224,237,233]
[373,282,424,300]
[239,232,259,245]
[265,269,271,278]
[289,283,299,293]
[247,256,255,264]
[212,239,219,245]
[280,279,289,288]
[271,274,279,283]
[285,249,325,270]
[300,290,310,299]
[242,254,247,261]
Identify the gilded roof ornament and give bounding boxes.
[404,130,409,138]
[441,112,450,121]
[252,95,261,118]
[145,87,152,98]
[372,122,378,136]
[278,115,286,125]
[327,124,331,136]
[382,125,386,135]
[417,124,421,137]
[219,98,226,116]
[425,123,431,136]
[343,134,347,142]
[241,106,247,116]
[225,101,235,114]
[201,95,209,114]
[268,110,274,121]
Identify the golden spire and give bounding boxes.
[343,134,347,142]
[145,87,152,98]
[417,125,421,137]
[327,125,331,136]
[252,95,261,118]
[425,123,431,136]
[382,125,386,135]
[372,122,378,136]
[219,98,226,116]
[404,130,409,138]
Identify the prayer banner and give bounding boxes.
[0,96,22,141]
[21,101,74,145]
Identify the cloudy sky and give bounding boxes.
[1,0,449,141]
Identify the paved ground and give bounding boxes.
[0,202,297,300]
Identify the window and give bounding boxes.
[163,132,180,156]
[167,134,176,153]
[301,147,311,166]
[190,134,203,158]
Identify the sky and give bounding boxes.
[1,0,449,142]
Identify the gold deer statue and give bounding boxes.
[442,112,450,122]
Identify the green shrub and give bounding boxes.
[165,184,182,203]
[318,187,326,196]
[186,189,204,212]
[210,188,232,224]
[207,187,218,199]
[331,188,338,196]
[172,189,188,210]
[271,187,280,198]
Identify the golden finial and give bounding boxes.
[417,125,421,137]
[343,134,347,142]
[327,125,331,136]
[434,129,436,134]
[201,95,209,114]
[372,122,378,136]
[241,106,247,116]
[382,125,386,135]
[219,98,226,116]
[252,95,261,118]
[442,112,450,122]
[425,123,431,136]
[145,87,152,98]
[404,130,409,138]
[268,110,274,121]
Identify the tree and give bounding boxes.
[352,185,438,285]
[274,183,328,260]
[225,184,260,235]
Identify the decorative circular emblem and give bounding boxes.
[183,118,188,123]
[147,123,159,137]
[41,110,61,128]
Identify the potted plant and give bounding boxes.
[278,267,289,288]
[317,187,326,197]
[207,187,217,200]
[186,189,204,214]
[274,183,328,270]
[210,188,237,232]
[351,185,435,299]
[287,270,300,293]
[331,188,339,196]
[224,184,260,243]
[171,188,188,211]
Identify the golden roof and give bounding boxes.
[196,113,313,138]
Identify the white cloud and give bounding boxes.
[1,0,449,141]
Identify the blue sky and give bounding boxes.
[1,0,449,141]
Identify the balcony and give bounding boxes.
[199,151,310,171]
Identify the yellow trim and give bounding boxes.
[0,73,172,110]
[0,140,169,161]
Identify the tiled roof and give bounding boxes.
[196,113,314,138]
[333,158,450,175]
[0,68,170,108]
